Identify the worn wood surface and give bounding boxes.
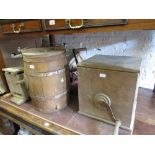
[0,20,155,37]
[78,55,142,73]
[0,88,155,135]
[1,20,42,34]
[0,49,5,69]
[0,49,8,93]
[0,94,80,135]
[49,19,155,34]
[133,88,155,134]
[43,19,127,31]
[0,94,130,135]
[0,115,15,134]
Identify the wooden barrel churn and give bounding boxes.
[22,47,69,113]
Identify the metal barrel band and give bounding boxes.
[32,91,68,101]
[54,91,68,99]
[28,68,65,77]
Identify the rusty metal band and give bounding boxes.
[32,91,68,100]
[28,68,65,77]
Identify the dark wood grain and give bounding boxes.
[44,19,155,34]
[1,19,155,36]
[0,49,8,92]
[1,20,42,34]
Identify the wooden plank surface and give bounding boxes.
[0,94,80,135]
[0,94,130,135]
[1,88,155,135]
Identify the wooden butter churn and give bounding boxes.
[77,55,141,134]
[22,47,69,113]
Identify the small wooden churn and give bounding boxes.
[2,67,29,105]
[77,55,141,134]
[22,47,69,113]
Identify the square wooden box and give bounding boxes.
[77,55,141,133]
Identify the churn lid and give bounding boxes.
[21,47,65,58]
[78,55,142,73]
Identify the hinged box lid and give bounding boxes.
[78,55,142,73]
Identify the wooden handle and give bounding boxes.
[113,120,121,135]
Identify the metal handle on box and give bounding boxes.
[94,93,121,135]
[65,19,83,29]
[113,120,122,135]
[11,22,24,34]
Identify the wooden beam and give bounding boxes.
[0,20,155,38]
